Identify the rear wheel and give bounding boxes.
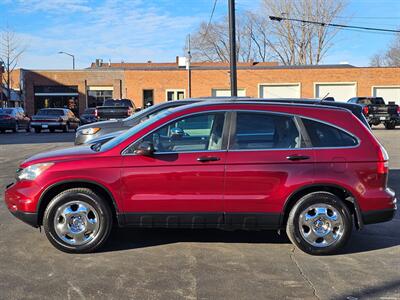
[385,122,396,130]
[286,192,352,255]
[34,128,41,133]
[43,188,112,253]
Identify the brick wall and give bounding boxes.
[19,65,400,115]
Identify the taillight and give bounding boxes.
[362,106,369,115]
[397,106,400,114]
[377,161,389,175]
[94,109,98,118]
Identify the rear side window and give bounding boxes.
[302,118,358,147]
[231,112,302,150]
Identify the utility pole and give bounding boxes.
[228,0,237,97]
[187,34,192,98]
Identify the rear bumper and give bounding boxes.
[0,120,16,129]
[31,122,65,129]
[362,207,396,225]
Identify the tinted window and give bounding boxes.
[103,99,133,107]
[231,112,302,150]
[0,109,14,114]
[132,112,225,153]
[37,109,65,116]
[302,118,358,147]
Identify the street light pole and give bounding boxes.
[228,0,237,97]
[58,51,75,70]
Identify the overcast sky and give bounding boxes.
[0,0,399,69]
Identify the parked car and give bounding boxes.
[0,107,31,133]
[96,99,136,121]
[348,97,400,129]
[76,98,369,146]
[79,108,98,125]
[31,108,80,133]
[5,100,396,254]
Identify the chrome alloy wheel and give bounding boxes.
[53,201,100,246]
[298,204,344,248]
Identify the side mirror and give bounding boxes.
[170,127,184,139]
[134,141,154,156]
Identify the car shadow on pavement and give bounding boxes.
[332,279,400,300]
[0,132,75,145]
[100,228,290,253]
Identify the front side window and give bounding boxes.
[131,112,225,153]
[231,112,302,150]
[301,118,358,147]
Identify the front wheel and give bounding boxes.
[43,188,112,253]
[286,192,352,255]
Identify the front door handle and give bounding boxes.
[286,155,310,161]
[197,156,220,162]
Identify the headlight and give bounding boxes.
[16,163,54,181]
[80,128,101,135]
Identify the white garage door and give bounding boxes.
[372,86,400,105]
[212,89,246,97]
[259,84,300,98]
[315,83,356,102]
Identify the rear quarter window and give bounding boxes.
[302,118,358,148]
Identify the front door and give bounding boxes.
[223,111,315,229]
[121,111,228,227]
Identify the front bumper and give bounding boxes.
[4,181,41,227]
[362,207,396,224]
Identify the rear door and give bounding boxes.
[223,111,315,229]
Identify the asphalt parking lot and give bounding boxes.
[0,128,399,300]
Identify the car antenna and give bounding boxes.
[321,92,330,101]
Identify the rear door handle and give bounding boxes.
[197,156,220,162]
[286,155,310,161]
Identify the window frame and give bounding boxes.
[122,110,231,156]
[227,110,309,151]
[299,116,360,149]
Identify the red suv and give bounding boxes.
[4,101,396,254]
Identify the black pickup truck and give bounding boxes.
[348,97,400,129]
[96,99,136,121]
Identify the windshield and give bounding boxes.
[99,109,173,152]
[37,109,64,116]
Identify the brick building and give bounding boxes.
[13,58,400,115]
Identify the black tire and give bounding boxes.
[43,188,112,253]
[384,122,396,130]
[0,129,4,133]
[12,123,18,133]
[49,128,55,133]
[34,128,41,133]
[286,192,352,255]
[26,124,31,133]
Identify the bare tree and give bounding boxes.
[260,0,347,65]
[0,27,26,106]
[188,0,347,65]
[189,14,264,62]
[370,33,400,67]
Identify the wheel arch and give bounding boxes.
[282,184,363,229]
[37,180,119,226]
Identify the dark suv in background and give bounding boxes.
[0,107,31,133]
[348,97,400,129]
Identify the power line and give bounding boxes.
[269,15,400,34]
[203,0,218,40]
